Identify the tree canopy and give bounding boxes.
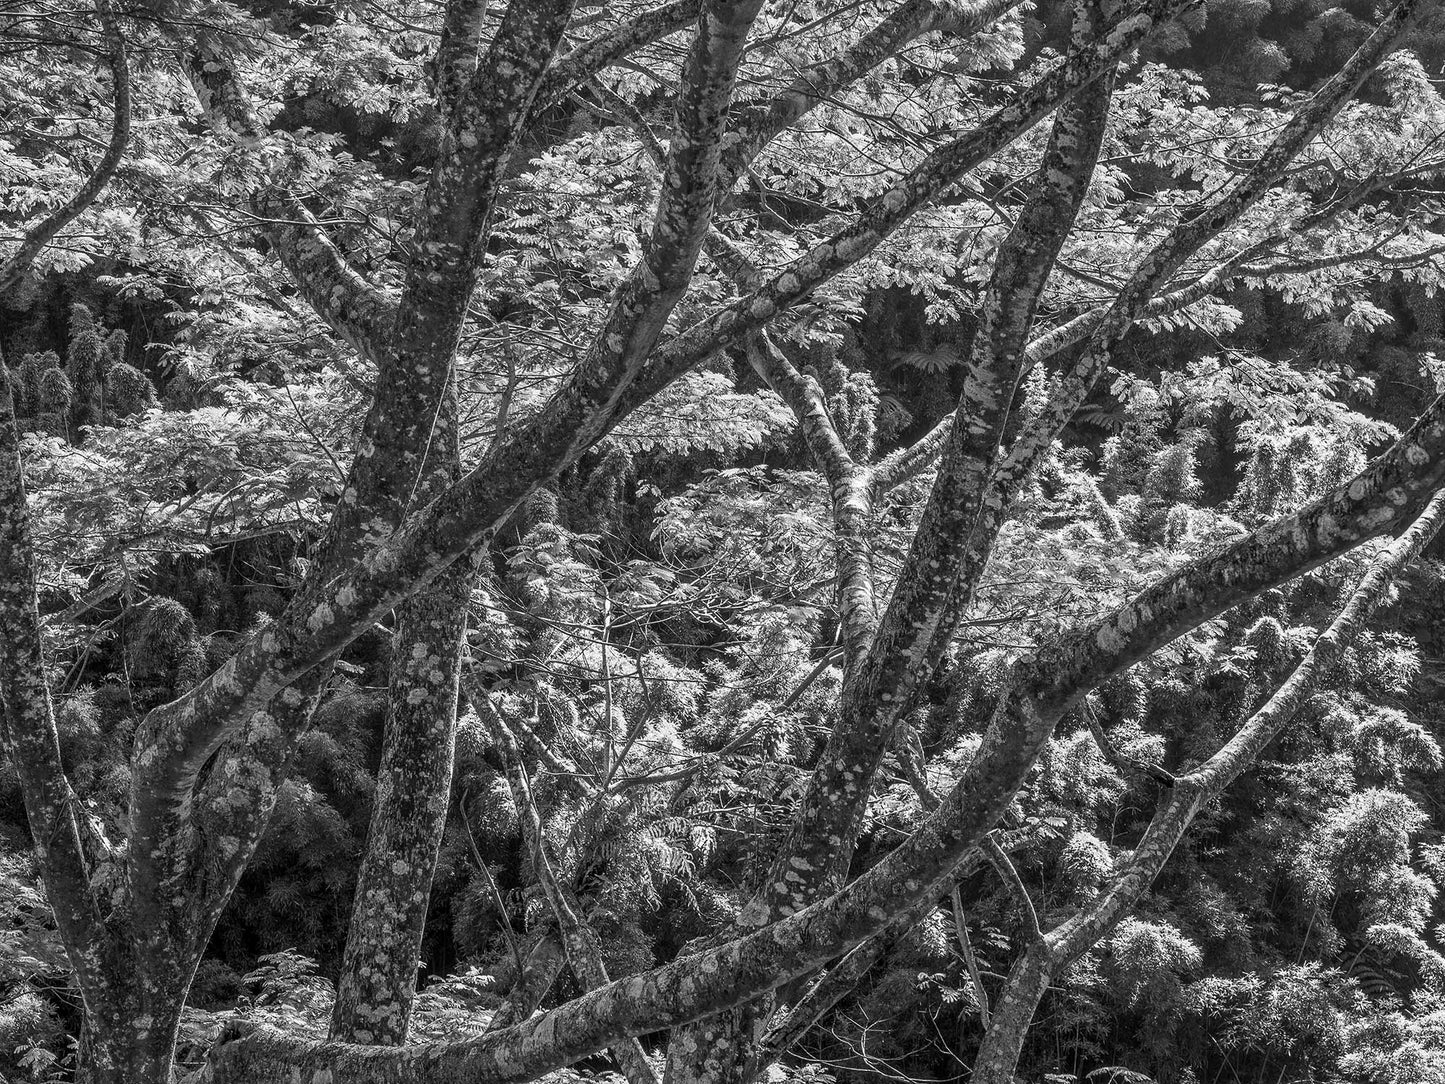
[5,2,1445,1083]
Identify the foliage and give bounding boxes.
[3,1,1445,1082]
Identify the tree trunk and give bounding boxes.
[331,564,472,1043]
[76,992,185,1084]
[970,944,1050,1084]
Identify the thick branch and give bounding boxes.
[130,0,577,985]
[536,1,702,109]
[970,489,1445,1084]
[433,0,491,120]
[851,0,1118,734]
[207,382,1445,1084]
[186,49,397,364]
[558,0,765,448]
[720,0,1025,183]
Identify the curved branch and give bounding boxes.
[745,332,878,661]
[0,0,129,295]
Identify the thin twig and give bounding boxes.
[982,833,1041,943]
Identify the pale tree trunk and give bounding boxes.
[330,566,471,1042]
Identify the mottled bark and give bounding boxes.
[0,360,108,990]
[3,359,202,1084]
[970,490,1445,1084]
[329,0,584,1042]
[969,943,1051,1084]
[330,566,470,1043]
[76,998,186,1084]
[135,0,575,897]
[552,0,765,469]
[100,7,577,1075]
[660,31,1120,1082]
[720,0,1024,184]
[126,4,770,969]
[912,0,1430,702]
[186,50,397,366]
[27,4,1425,1079]
[432,0,491,120]
[745,332,877,662]
[487,930,567,1033]
[536,2,702,110]
[841,0,1119,739]
[205,394,1445,1083]
[0,0,129,296]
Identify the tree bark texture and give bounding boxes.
[204,364,1445,1083]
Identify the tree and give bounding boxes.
[2,0,1445,1082]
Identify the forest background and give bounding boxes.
[6,1,1445,1083]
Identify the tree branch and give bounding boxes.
[0,0,129,296]
[433,0,492,121]
[853,0,1118,731]
[204,391,1445,1084]
[535,1,702,110]
[745,331,878,661]
[185,48,397,365]
[554,0,765,460]
[926,0,1430,684]
[981,833,1040,943]
[480,693,660,1084]
[719,0,1026,184]
[970,488,1445,1084]
[1001,0,1427,503]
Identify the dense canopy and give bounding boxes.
[4,1,1445,1083]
